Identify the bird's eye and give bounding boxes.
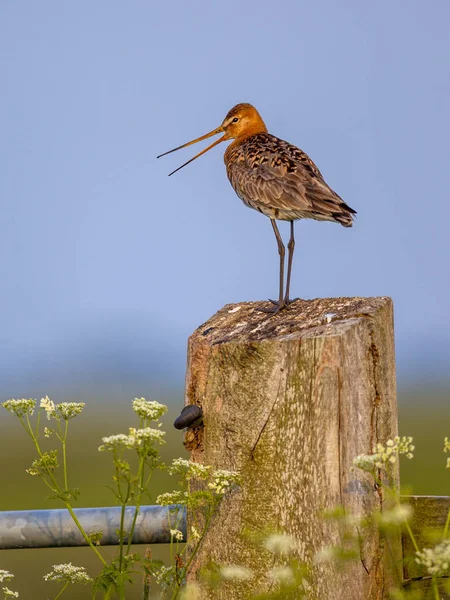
[232,117,239,123]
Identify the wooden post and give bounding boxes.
[184,297,401,599]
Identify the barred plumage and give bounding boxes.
[158,103,356,313]
[225,131,355,226]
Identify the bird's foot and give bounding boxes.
[284,296,300,306]
[258,299,288,314]
[268,297,299,306]
[257,297,301,315]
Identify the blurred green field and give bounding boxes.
[0,388,448,598]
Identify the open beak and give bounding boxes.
[157,126,226,176]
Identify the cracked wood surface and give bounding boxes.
[184,297,400,599]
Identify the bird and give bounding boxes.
[157,103,356,313]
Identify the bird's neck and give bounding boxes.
[234,122,268,143]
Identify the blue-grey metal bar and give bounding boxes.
[0,505,186,549]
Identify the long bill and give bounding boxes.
[157,126,226,176]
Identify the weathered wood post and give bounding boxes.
[184,297,401,599]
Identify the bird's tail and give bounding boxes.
[335,202,357,228]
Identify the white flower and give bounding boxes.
[0,572,14,584]
[168,458,210,479]
[44,427,52,438]
[39,398,85,420]
[190,525,201,541]
[444,437,450,453]
[43,563,92,584]
[2,399,35,417]
[264,533,297,555]
[220,565,253,581]
[2,587,18,598]
[378,504,413,526]
[154,565,176,587]
[353,436,414,472]
[56,402,85,420]
[99,427,166,452]
[269,565,295,584]
[415,540,450,576]
[208,469,240,495]
[132,398,168,421]
[40,396,56,419]
[156,491,184,506]
[170,529,184,542]
[98,433,135,452]
[352,454,379,472]
[129,427,165,447]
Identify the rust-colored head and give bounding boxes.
[220,103,268,140]
[157,103,267,175]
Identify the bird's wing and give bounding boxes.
[227,134,355,223]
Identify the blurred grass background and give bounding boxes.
[0,386,448,598]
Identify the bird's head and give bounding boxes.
[157,103,267,175]
[220,103,268,140]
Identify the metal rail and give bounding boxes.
[0,505,186,549]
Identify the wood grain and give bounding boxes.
[184,297,400,599]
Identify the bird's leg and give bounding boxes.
[284,220,295,305]
[271,219,285,307]
[259,220,286,313]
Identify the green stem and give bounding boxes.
[432,576,440,600]
[52,580,70,600]
[24,413,106,565]
[22,415,38,443]
[16,409,108,573]
[144,468,154,490]
[168,510,174,565]
[39,475,58,494]
[442,507,450,541]
[24,414,47,460]
[118,579,125,600]
[62,419,69,491]
[403,518,420,553]
[64,502,107,566]
[183,513,211,574]
[35,410,41,438]
[118,501,127,571]
[170,512,213,600]
[126,456,146,554]
[392,493,420,553]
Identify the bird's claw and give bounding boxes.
[258,297,300,314]
[258,300,288,314]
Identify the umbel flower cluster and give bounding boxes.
[1,397,86,421]
[0,570,18,598]
[40,396,85,420]
[132,397,168,421]
[415,540,450,576]
[43,563,92,585]
[156,459,240,506]
[98,427,166,452]
[98,398,168,454]
[353,436,415,473]
[1,398,35,417]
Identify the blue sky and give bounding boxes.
[1,1,449,399]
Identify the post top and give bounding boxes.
[193,297,392,345]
